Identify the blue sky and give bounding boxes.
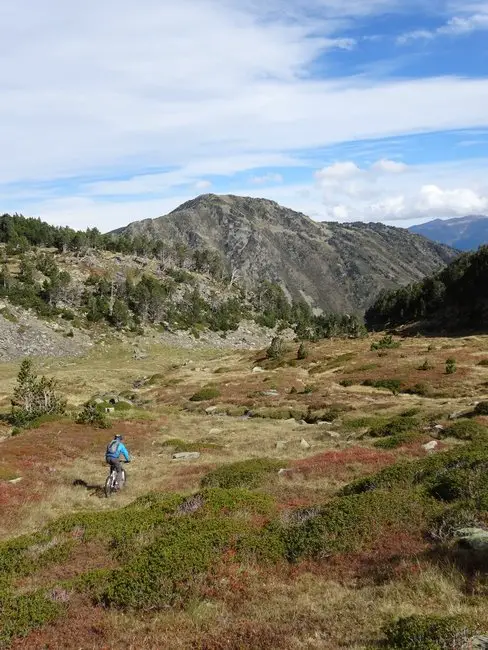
[0,0,487,229]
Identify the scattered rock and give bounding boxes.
[205,406,218,414]
[262,390,279,397]
[172,451,201,461]
[455,528,488,552]
[275,441,288,450]
[471,635,488,649]
[326,431,341,439]
[208,428,223,435]
[8,477,22,484]
[105,407,115,413]
[252,366,265,373]
[300,438,311,450]
[278,468,292,476]
[423,440,439,451]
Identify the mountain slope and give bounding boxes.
[365,245,488,331]
[410,215,488,251]
[117,194,458,313]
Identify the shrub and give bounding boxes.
[189,386,221,402]
[76,400,111,428]
[113,401,132,412]
[0,592,65,646]
[370,334,401,351]
[201,458,281,489]
[369,416,419,438]
[442,419,488,441]
[402,383,431,397]
[417,359,433,371]
[282,488,431,562]
[445,358,457,375]
[10,359,66,427]
[339,379,354,387]
[362,378,403,395]
[382,614,474,650]
[266,336,286,360]
[297,342,308,360]
[374,432,424,449]
[477,359,488,367]
[474,401,488,415]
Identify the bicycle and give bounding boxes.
[104,462,128,498]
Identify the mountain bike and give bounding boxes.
[104,462,128,498]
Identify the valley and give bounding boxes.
[2,332,488,648]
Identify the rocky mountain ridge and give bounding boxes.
[118,194,458,313]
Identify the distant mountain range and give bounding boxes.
[116,193,457,313]
[409,215,488,251]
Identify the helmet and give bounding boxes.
[115,434,124,441]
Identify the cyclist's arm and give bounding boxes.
[120,444,130,462]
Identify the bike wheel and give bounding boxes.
[119,469,126,490]
[105,473,114,498]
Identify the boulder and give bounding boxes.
[423,440,439,452]
[205,406,218,414]
[300,438,311,450]
[252,366,265,373]
[208,428,223,435]
[278,468,292,476]
[172,451,201,461]
[471,636,488,649]
[262,390,279,397]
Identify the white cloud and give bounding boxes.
[398,5,488,43]
[311,158,488,223]
[251,173,284,184]
[194,180,212,190]
[315,161,362,179]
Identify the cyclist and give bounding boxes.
[105,434,131,488]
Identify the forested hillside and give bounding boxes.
[0,213,364,341]
[366,245,488,331]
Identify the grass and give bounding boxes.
[2,334,488,647]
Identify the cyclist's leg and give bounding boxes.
[112,459,123,486]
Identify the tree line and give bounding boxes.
[366,245,488,330]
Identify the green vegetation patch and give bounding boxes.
[282,488,433,562]
[368,416,419,438]
[201,458,282,489]
[362,378,403,394]
[189,385,221,402]
[441,419,488,441]
[160,438,223,452]
[381,614,474,650]
[374,431,425,449]
[0,592,66,647]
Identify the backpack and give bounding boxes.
[106,440,120,458]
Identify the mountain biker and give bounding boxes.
[105,434,131,487]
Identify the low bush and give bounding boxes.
[362,378,403,395]
[374,431,425,449]
[0,592,65,646]
[368,416,419,438]
[382,614,474,650]
[189,386,221,402]
[474,401,488,415]
[370,335,401,351]
[402,383,432,397]
[417,359,433,371]
[339,379,354,387]
[76,400,111,428]
[282,488,432,562]
[201,458,281,489]
[445,358,457,375]
[442,419,488,441]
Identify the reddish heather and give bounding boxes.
[289,447,397,480]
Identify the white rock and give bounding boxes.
[300,438,311,450]
[205,406,218,414]
[105,407,115,413]
[172,452,201,461]
[423,440,438,451]
[252,366,265,373]
[208,428,223,435]
[8,477,23,484]
[278,468,292,476]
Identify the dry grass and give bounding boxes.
[3,333,488,647]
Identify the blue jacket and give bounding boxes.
[106,439,130,462]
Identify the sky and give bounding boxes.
[1,0,488,231]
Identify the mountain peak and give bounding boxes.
[117,194,457,313]
[410,214,488,250]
